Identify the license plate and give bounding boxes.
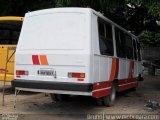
[38,70,54,76]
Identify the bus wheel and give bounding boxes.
[103,83,117,106]
[96,98,104,106]
[50,94,59,102]
[56,94,69,101]
[131,87,137,91]
[50,94,69,102]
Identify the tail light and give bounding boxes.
[16,70,29,75]
[68,72,85,78]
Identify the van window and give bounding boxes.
[98,18,113,56]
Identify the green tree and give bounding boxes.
[0,0,159,47]
[139,31,155,47]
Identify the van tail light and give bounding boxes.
[68,72,85,78]
[16,70,29,75]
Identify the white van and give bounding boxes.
[12,8,143,106]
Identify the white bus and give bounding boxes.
[12,8,143,106]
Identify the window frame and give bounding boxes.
[98,18,114,56]
[124,33,134,59]
[115,27,134,60]
[115,28,126,58]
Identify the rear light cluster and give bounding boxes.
[16,70,29,76]
[68,72,85,78]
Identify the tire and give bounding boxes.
[57,94,69,101]
[50,94,59,102]
[132,87,137,91]
[103,82,117,107]
[96,98,104,106]
[50,94,69,102]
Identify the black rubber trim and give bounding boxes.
[12,79,93,92]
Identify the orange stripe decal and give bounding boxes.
[109,58,117,80]
[39,55,48,65]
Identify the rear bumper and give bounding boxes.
[12,79,93,92]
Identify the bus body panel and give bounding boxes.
[12,8,143,99]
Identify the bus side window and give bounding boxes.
[136,40,141,61]
[115,28,126,58]
[124,34,133,59]
[98,18,114,56]
[98,20,105,37]
[133,39,137,60]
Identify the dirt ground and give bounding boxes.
[0,73,160,120]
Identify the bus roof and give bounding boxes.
[25,8,137,38]
[0,16,23,21]
[91,9,138,39]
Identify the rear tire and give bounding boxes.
[57,94,69,101]
[132,87,137,91]
[50,94,69,102]
[103,82,117,107]
[96,98,104,106]
[50,94,59,102]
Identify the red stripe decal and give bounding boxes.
[92,89,111,98]
[92,78,138,98]
[32,55,40,65]
[92,81,112,98]
[118,78,138,92]
[118,78,137,85]
[93,81,112,90]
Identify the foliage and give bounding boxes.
[147,2,160,19]
[139,31,154,47]
[155,33,160,45]
[0,0,56,16]
[139,31,160,47]
[0,0,159,47]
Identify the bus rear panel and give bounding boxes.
[13,9,93,96]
